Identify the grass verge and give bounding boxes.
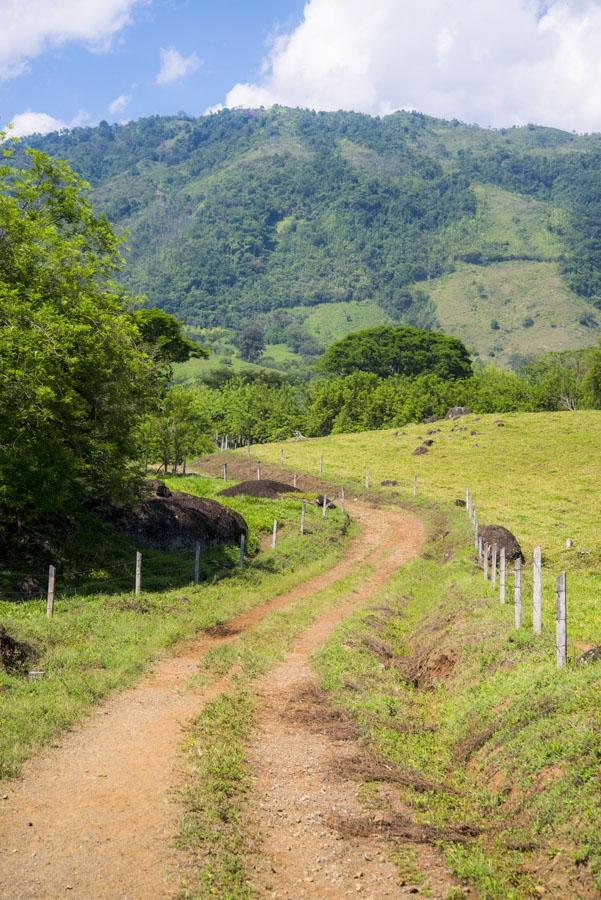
[314,501,601,898]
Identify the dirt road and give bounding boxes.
[0,499,425,899]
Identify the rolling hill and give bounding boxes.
[25,107,601,367]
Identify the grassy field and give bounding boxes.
[246,411,601,649]
[0,476,349,780]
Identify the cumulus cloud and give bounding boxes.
[108,93,132,115]
[155,46,201,85]
[0,0,143,81]
[7,111,67,137]
[222,0,601,131]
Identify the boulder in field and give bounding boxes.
[413,445,429,456]
[479,525,524,562]
[445,407,472,420]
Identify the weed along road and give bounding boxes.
[0,498,425,899]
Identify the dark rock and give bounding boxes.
[495,420,506,427]
[423,415,440,424]
[455,499,467,507]
[381,480,400,487]
[315,495,336,509]
[413,446,429,456]
[105,481,247,552]
[14,575,43,599]
[579,646,601,665]
[0,626,38,675]
[423,439,434,447]
[445,407,472,420]
[480,525,524,562]
[220,479,299,500]
[426,429,441,435]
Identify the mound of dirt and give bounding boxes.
[480,525,524,562]
[445,406,472,419]
[414,445,429,455]
[218,479,299,500]
[381,479,400,487]
[0,626,38,675]
[105,480,247,552]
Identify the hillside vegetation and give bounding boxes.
[26,108,601,366]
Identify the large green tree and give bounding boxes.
[0,141,159,540]
[318,325,472,380]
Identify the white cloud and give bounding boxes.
[222,0,601,132]
[7,111,67,137]
[155,46,201,85]
[0,0,143,81]
[108,93,132,115]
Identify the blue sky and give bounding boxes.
[3,1,601,136]
[1,0,304,135]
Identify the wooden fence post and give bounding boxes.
[246,441,251,458]
[413,475,417,497]
[499,547,506,604]
[223,462,228,482]
[319,455,324,475]
[533,546,542,634]
[280,449,284,465]
[556,571,567,669]
[484,543,490,580]
[466,485,470,513]
[194,543,201,585]
[272,519,278,549]
[365,466,369,489]
[224,435,229,451]
[135,551,142,596]
[474,517,479,551]
[514,558,522,628]
[293,473,298,489]
[322,494,327,518]
[46,565,56,619]
[300,500,306,535]
[341,487,345,515]
[478,535,483,565]
[256,463,261,481]
[239,534,245,567]
[492,543,498,588]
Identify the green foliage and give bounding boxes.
[0,142,158,543]
[237,322,266,363]
[319,325,472,379]
[133,308,208,364]
[138,386,213,471]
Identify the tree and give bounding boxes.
[139,387,212,473]
[0,141,159,542]
[238,323,266,362]
[134,308,208,366]
[319,326,472,380]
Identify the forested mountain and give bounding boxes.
[26,107,601,366]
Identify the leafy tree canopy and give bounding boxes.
[134,308,208,365]
[0,141,159,543]
[318,325,472,380]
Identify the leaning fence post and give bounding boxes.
[300,500,306,535]
[483,543,490,580]
[46,565,56,619]
[194,542,201,585]
[135,551,142,596]
[492,543,498,588]
[239,534,245,567]
[413,475,417,497]
[272,518,278,549]
[533,546,542,634]
[223,462,228,482]
[556,572,567,669]
[365,466,369,489]
[499,547,506,604]
[514,558,522,628]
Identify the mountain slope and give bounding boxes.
[26,107,601,364]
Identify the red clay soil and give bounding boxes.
[0,498,426,899]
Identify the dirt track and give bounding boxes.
[0,495,426,899]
